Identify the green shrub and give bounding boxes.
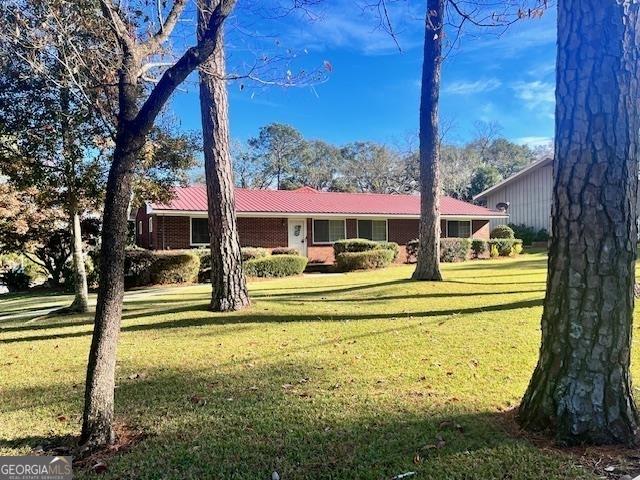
[406,239,419,263]
[407,238,472,263]
[271,247,300,256]
[376,241,400,261]
[513,242,524,255]
[440,238,471,263]
[471,239,487,258]
[150,252,200,285]
[333,238,379,255]
[336,249,395,271]
[490,225,515,239]
[333,239,399,263]
[490,244,499,258]
[536,229,550,242]
[487,238,524,257]
[508,224,549,246]
[1,266,31,292]
[244,255,308,278]
[508,224,534,245]
[125,250,200,287]
[241,247,269,262]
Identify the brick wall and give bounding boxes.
[134,211,492,263]
[388,219,419,244]
[237,217,288,248]
[155,216,191,249]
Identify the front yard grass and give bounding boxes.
[0,253,623,479]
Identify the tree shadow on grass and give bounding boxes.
[0,362,587,480]
[0,297,544,344]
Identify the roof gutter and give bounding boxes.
[146,207,507,219]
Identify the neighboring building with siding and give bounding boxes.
[136,186,507,264]
[473,157,553,233]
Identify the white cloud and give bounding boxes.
[443,78,502,95]
[461,19,556,58]
[515,136,553,148]
[279,0,424,55]
[511,80,555,115]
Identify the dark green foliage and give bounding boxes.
[63,254,97,292]
[333,239,399,262]
[376,241,400,261]
[1,266,32,291]
[149,253,200,285]
[488,239,523,257]
[490,225,515,239]
[271,247,300,256]
[333,239,379,255]
[124,249,199,287]
[440,238,472,263]
[244,255,308,277]
[241,247,269,262]
[536,229,550,242]
[468,165,503,199]
[471,239,487,258]
[508,224,550,246]
[408,238,473,263]
[336,249,395,271]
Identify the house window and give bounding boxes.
[446,220,471,238]
[357,219,387,241]
[138,221,142,236]
[313,219,345,244]
[191,218,209,245]
[148,217,153,233]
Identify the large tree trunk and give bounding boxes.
[412,0,444,282]
[518,0,640,446]
[198,9,250,312]
[68,207,89,312]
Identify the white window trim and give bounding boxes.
[445,219,472,238]
[148,217,153,233]
[356,218,389,242]
[190,216,210,247]
[312,218,347,245]
[138,220,142,236]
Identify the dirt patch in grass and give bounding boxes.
[74,423,146,475]
[496,408,640,479]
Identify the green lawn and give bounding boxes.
[0,253,628,479]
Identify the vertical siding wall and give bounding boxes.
[485,163,553,232]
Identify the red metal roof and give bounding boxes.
[149,186,505,217]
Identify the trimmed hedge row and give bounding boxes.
[440,238,471,262]
[333,239,400,271]
[242,247,269,261]
[336,249,395,271]
[271,247,300,256]
[406,237,524,263]
[244,255,308,278]
[125,250,200,288]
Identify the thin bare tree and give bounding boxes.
[81,0,238,448]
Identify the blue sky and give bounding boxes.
[170,1,557,149]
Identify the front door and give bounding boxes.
[288,219,307,256]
